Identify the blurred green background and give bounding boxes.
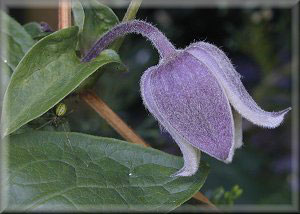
[9,4,292,206]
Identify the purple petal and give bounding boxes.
[141,64,201,176]
[187,42,291,128]
[40,22,53,33]
[140,51,235,176]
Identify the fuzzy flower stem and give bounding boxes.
[110,0,143,51]
[82,20,176,62]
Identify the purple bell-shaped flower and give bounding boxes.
[83,20,291,177]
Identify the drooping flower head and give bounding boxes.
[83,20,291,177]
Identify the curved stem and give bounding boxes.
[111,0,143,51]
[82,20,176,62]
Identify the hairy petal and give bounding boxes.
[140,51,235,169]
[171,140,201,177]
[141,64,201,176]
[226,109,244,163]
[187,42,291,128]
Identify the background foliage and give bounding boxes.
[8,5,292,206]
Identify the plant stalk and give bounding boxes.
[58,0,71,29]
[193,192,219,211]
[80,90,149,147]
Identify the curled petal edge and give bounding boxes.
[186,42,291,129]
[225,108,244,164]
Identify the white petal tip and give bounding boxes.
[171,167,198,177]
[224,158,233,164]
[266,107,292,128]
[275,107,292,116]
[238,106,292,129]
[235,141,244,149]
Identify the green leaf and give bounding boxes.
[4,131,209,212]
[73,0,119,55]
[70,0,126,90]
[1,59,13,77]
[71,0,85,34]
[1,60,13,97]
[23,22,51,40]
[1,26,124,136]
[0,10,34,70]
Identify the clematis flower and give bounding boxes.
[82,20,291,177]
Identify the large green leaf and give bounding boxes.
[1,26,124,136]
[3,131,209,212]
[0,11,34,70]
[72,0,119,55]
